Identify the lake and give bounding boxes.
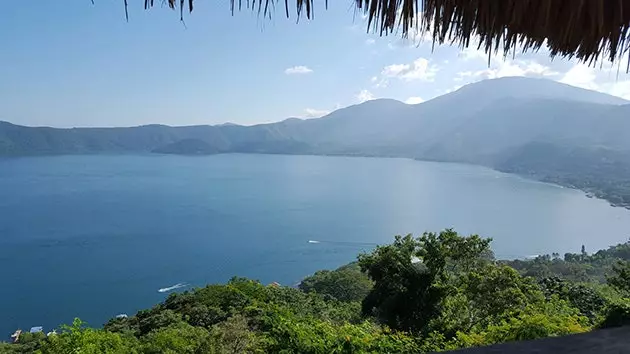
[1,154,630,337]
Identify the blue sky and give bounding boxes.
[1,1,629,127]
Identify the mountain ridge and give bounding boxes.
[2,77,629,159]
[3,77,630,206]
[3,77,627,131]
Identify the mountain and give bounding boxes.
[1,77,627,157]
[2,77,630,204]
[444,76,628,106]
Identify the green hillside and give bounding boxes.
[3,229,630,353]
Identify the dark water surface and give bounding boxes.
[1,154,629,336]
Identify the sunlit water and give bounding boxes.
[1,154,629,337]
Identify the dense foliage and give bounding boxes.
[298,263,373,303]
[3,230,630,353]
[503,239,630,283]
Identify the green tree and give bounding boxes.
[434,264,544,336]
[209,315,258,354]
[185,305,228,328]
[299,263,373,302]
[39,318,139,354]
[599,299,630,328]
[607,260,630,293]
[137,309,183,336]
[358,230,492,333]
[453,297,589,348]
[539,276,609,321]
[141,322,214,354]
[0,332,48,354]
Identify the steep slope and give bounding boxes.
[275,77,629,157]
[417,99,630,164]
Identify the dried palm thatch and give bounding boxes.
[139,0,630,66]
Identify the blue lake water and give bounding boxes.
[1,154,630,337]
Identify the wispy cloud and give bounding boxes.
[356,89,375,103]
[284,66,313,75]
[606,80,630,100]
[455,59,559,83]
[375,57,439,88]
[559,63,630,100]
[382,58,438,81]
[559,63,598,90]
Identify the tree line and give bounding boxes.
[2,229,630,353]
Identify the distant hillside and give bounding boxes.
[2,77,630,205]
[152,139,219,155]
[2,77,627,157]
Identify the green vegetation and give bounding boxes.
[502,239,630,282]
[496,142,630,208]
[298,263,373,302]
[3,229,630,353]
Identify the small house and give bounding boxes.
[10,329,21,343]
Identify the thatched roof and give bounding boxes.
[141,0,630,66]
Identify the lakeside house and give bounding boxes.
[29,326,43,334]
[10,330,21,343]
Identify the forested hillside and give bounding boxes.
[3,230,630,353]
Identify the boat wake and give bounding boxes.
[308,240,320,244]
[158,282,188,293]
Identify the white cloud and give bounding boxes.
[356,89,375,103]
[382,64,408,77]
[453,58,629,101]
[456,41,560,81]
[365,38,376,45]
[404,96,424,104]
[374,57,439,88]
[459,46,487,61]
[382,57,438,82]
[302,108,330,118]
[366,35,629,106]
[455,59,559,83]
[559,64,598,90]
[557,60,630,100]
[284,66,313,75]
[606,81,630,100]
